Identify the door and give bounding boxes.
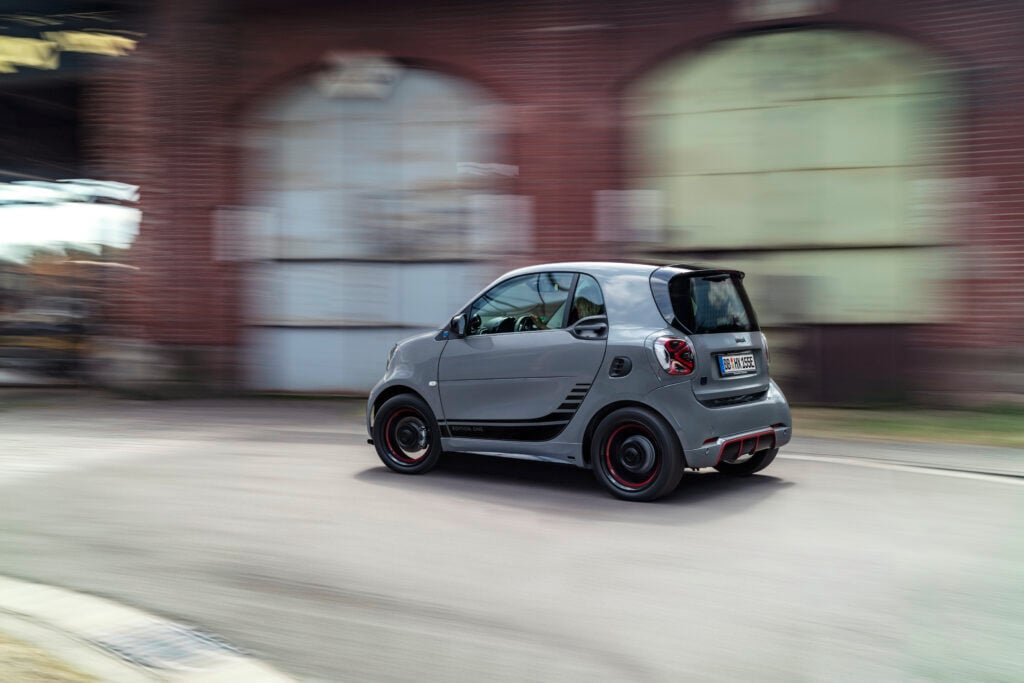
[627,30,956,403]
[438,272,607,441]
[243,65,506,392]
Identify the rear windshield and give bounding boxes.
[651,269,759,334]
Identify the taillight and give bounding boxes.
[760,332,770,368]
[654,337,695,375]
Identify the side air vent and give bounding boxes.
[609,356,632,378]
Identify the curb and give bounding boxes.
[0,576,297,682]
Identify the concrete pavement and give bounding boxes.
[786,434,1024,478]
[0,397,1022,681]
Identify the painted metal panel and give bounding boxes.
[245,67,507,391]
[693,247,955,325]
[247,262,494,327]
[629,28,955,324]
[246,327,439,393]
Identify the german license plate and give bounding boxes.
[719,352,756,375]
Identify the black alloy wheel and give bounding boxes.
[591,407,684,501]
[373,394,443,474]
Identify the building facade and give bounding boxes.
[80,0,1024,403]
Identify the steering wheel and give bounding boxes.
[515,315,538,332]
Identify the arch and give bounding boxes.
[240,58,515,392]
[226,53,514,128]
[613,21,971,100]
[624,26,959,329]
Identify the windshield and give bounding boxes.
[651,269,759,334]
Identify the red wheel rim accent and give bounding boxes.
[604,423,660,490]
[384,408,429,464]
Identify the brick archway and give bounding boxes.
[237,59,516,392]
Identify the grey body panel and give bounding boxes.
[437,328,605,421]
[441,376,579,420]
[366,331,446,433]
[367,262,792,469]
[688,331,770,402]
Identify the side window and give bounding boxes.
[568,274,606,325]
[468,272,575,335]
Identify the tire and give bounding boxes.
[591,407,684,501]
[372,394,443,474]
[714,447,779,477]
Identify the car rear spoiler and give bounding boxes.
[650,266,754,334]
[663,264,746,279]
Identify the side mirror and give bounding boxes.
[450,314,467,338]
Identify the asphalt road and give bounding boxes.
[1,398,1022,682]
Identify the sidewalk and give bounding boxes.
[0,628,96,683]
[0,576,297,683]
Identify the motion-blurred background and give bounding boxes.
[0,0,1021,406]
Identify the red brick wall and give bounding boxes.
[85,0,1024,386]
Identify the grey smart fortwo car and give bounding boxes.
[367,262,791,501]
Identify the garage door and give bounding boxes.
[244,64,510,392]
[627,29,956,326]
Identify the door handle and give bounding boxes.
[570,316,608,340]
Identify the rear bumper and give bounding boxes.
[686,424,792,468]
[645,378,792,469]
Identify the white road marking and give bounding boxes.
[779,453,1024,486]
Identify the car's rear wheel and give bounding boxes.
[714,447,778,476]
[591,407,684,501]
[373,394,442,474]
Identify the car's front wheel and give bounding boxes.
[591,407,684,501]
[713,447,778,476]
[372,394,443,474]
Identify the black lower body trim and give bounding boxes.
[441,383,591,441]
[443,422,568,441]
